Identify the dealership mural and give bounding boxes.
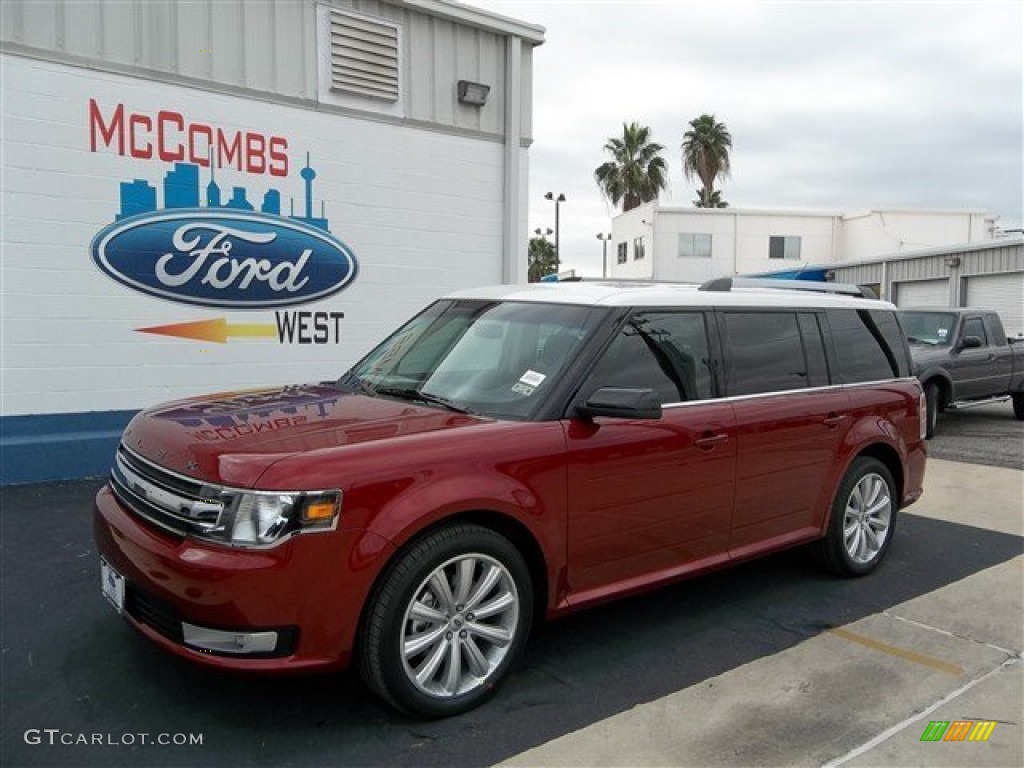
[87,99,357,343]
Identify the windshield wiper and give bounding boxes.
[374,386,476,415]
[337,372,376,397]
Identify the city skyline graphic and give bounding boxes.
[115,152,329,231]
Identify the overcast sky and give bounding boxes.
[466,0,1023,277]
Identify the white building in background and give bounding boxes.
[0,0,543,483]
[609,201,997,283]
[608,201,1023,336]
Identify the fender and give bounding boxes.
[916,367,955,404]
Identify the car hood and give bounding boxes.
[907,342,950,369]
[121,383,488,487]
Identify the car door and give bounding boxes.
[564,311,736,604]
[953,315,1001,399]
[721,311,851,556]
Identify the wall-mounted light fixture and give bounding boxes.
[944,256,961,269]
[457,80,490,106]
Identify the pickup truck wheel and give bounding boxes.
[1013,393,1024,421]
[924,382,939,439]
[359,524,532,718]
[817,457,897,577]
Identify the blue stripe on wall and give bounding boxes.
[1,410,137,485]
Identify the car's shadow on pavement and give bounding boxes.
[3,478,1022,767]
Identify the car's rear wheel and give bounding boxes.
[359,524,532,718]
[817,457,897,577]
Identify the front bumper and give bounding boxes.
[93,484,394,673]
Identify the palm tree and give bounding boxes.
[528,235,557,282]
[682,114,732,208]
[693,188,729,208]
[594,122,668,212]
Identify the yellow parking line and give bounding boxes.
[828,628,965,676]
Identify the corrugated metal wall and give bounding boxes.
[0,0,529,140]
[832,240,1024,305]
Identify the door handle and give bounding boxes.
[823,413,848,428]
[694,432,728,450]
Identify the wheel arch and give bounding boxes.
[919,370,953,408]
[356,509,551,645]
[853,442,904,507]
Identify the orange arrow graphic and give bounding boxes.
[136,318,277,344]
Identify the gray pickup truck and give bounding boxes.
[898,308,1024,438]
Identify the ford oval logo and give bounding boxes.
[90,210,358,309]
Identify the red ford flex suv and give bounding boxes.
[95,279,927,717]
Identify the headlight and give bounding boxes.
[194,489,341,548]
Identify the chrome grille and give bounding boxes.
[111,445,227,537]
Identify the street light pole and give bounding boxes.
[596,233,612,278]
[544,192,566,274]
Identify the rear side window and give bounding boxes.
[582,312,713,404]
[868,310,911,377]
[827,309,904,383]
[722,312,808,396]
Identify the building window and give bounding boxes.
[679,233,712,258]
[616,242,628,264]
[769,235,802,260]
[633,237,645,260]
[328,10,400,102]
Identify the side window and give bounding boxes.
[797,313,829,386]
[962,317,988,344]
[723,312,808,396]
[581,312,713,404]
[869,310,911,377]
[984,314,1008,347]
[826,309,899,383]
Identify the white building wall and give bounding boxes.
[0,54,510,417]
[608,203,655,279]
[841,210,992,260]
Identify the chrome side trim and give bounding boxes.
[660,377,919,410]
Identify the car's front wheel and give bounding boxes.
[359,524,533,718]
[817,457,897,577]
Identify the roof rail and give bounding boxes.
[699,277,877,299]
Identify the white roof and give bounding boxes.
[443,282,896,311]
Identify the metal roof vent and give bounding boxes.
[328,11,399,102]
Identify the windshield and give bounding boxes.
[341,300,601,419]
[898,311,956,346]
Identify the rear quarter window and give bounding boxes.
[827,309,907,383]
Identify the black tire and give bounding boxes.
[359,524,533,718]
[817,457,898,578]
[1013,392,1024,421]
[924,382,939,439]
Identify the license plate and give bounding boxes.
[100,558,125,613]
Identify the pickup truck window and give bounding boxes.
[582,312,713,404]
[962,316,987,344]
[898,311,956,347]
[985,314,1008,347]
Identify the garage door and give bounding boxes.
[964,272,1024,339]
[895,279,949,308]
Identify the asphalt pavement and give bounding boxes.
[1,408,1022,767]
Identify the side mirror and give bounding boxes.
[576,387,662,420]
[960,335,984,350]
